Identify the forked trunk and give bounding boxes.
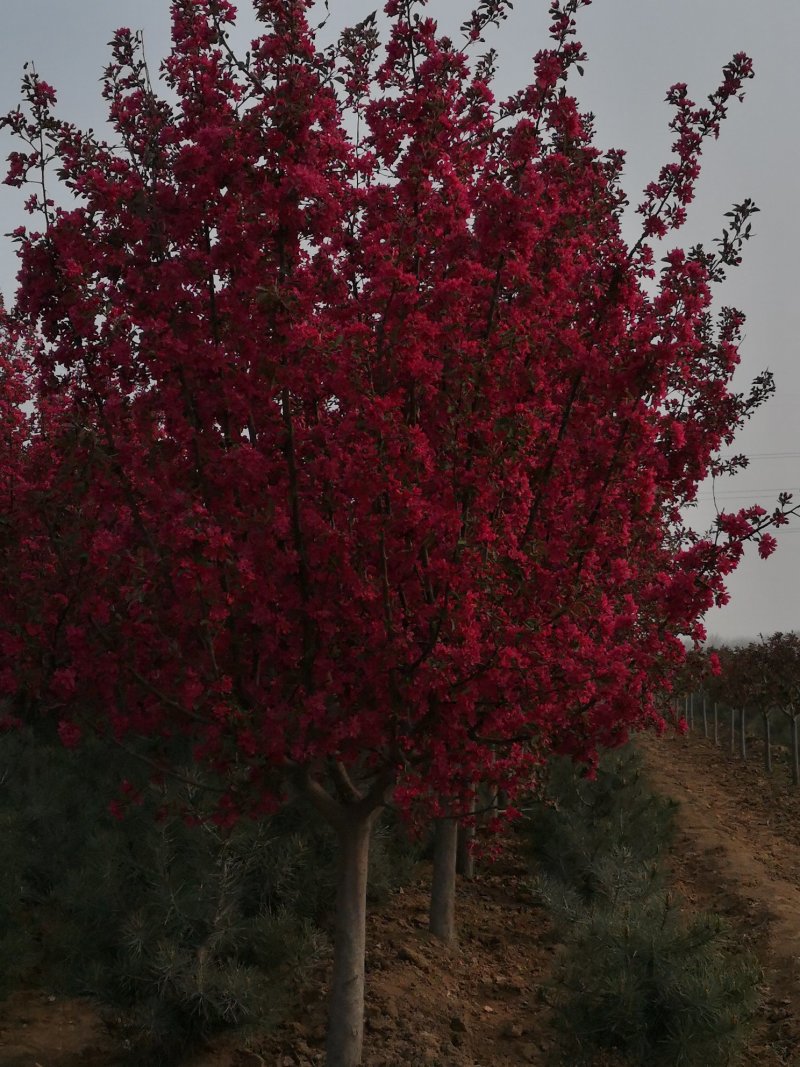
[301,767,392,1067]
[429,814,459,943]
[326,809,376,1067]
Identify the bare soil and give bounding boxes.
[3,728,800,1067]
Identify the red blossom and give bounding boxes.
[758,532,778,559]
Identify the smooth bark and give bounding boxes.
[301,767,391,1067]
[429,814,459,943]
[326,809,377,1067]
[481,782,499,825]
[740,706,747,761]
[730,706,735,756]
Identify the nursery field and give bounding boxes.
[2,731,800,1067]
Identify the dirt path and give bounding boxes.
[637,729,800,1066]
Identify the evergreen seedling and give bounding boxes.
[0,723,421,1064]
[548,892,760,1066]
[523,744,677,905]
[522,743,761,1066]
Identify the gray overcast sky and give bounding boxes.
[1,1,797,643]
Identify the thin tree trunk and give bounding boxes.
[702,693,708,739]
[763,712,772,774]
[326,810,377,1067]
[484,782,498,824]
[730,706,735,756]
[429,814,459,944]
[740,707,747,762]
[792,715,800,787]
[713,702,719,747]
[457,795,476,880]
[302,767,391,1067]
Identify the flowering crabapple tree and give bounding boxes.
[0,0,796,1063]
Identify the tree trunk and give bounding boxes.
[456,795,476,880]
[326,810,377,1067]
[792,715,800,787]
[429,814,459,944]
[702,693,708,739]
[739,707,747,762]
[713,702,719,747]
[729,706,735,756]
[481,782,499,825]
[763,711,772,774]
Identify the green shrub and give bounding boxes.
[43,807,329,1065]
[368,805,424,904]
[547,890,761,1066]
[522,742,761,1066]
[0,725,419,1064]
[0,806,39,1000]
[0,739,321,1064]
[523,743,677,905]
